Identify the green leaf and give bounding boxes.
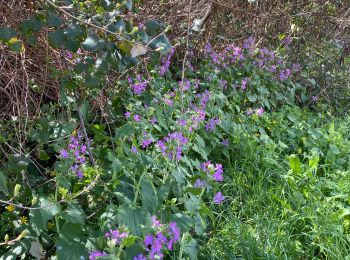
[8,38,24,53]
[30,198,61,231]
[199,203,214,221]
[56,223,86,260]
[148,34,172,54]
[0,171,9,196]
[171,213,193,232]
[145,20,166,36]
[61,203,85,224]
[117,205,146,236]
[288,155,301,174]
[47,12,63,28]
[48,29,64,48]
[184,236,198,260]
[0,27,17,42]
[82,35,105,52]
[141,178,158,213]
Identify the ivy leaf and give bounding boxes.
[0,27,17,42]
[131,44,148,58]
[48,29,65,48]
[0,171,9,196]
[47,12,63,28]
[8,38,24,53]
[148,34,172,54]
[82,35,105,52]
[145,20,166,36]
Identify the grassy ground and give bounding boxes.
[201,106,350,259]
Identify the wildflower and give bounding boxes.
[213,164,224,182]
[213,192,225,205]
[6,205,15,212]
[221,139,229,147]
[194,179,207,188]
[89,251,107,260]
[312,95,318,102]
[131,145,138,154]
[141,139,153,149]
[241,78,248,90]
[159,48,175,76]
[60,149,69,158]
[133,254,147,260]
[19,216,28,225]
[65,51,73,59]
[150,117,158,125]
[124,112,131,118]
[134,115,141,122]
[256,107,264,116]
[105,229,128,244]
[205,118,220,132]
[151,216,162,228]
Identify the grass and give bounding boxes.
[200,107,350,259]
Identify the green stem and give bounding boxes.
[178,232,188,259]
[133,171,146,204]
[55,182,60,234]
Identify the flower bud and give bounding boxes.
[31,196,38,206]
[14,184,21,197]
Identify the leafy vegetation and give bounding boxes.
[1,1,350,259]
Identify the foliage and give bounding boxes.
[0,3,349,259]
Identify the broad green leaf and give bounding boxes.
[0,27,17,42]
[145,20,165,36]
[8,38,24,53]
[82,35,105,52]
[199,203,214,221]
[56,223,86,260]
[171,213,193,232]
[117,205,146,236]
[48,29,64,48]
[61,203,85,224]
[0,171,9,196]
[288,155,301,174]
[47,12,63,28]
[184,237,198,260]
[30,198,61,231]
[141,178,158,213]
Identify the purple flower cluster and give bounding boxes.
[105,228,128,245]
[60,132,87,179]
[156,132,188,160]
[205,118,220,132]
[247,107,264,117]
[144,217,180,259]
[159,48,175,76]
[200,161,224,182]
[89,251,107,260]
[128,75,148,95]
[199,161,225,204]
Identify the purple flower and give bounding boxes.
[282,36,292,46]
[194,179,207,188]
[105,229,128,244]
[241,78,248,90]
[312,95,318,102]
[144,235,154,247]
[214,192,225,205]
[150,117,158,125]
[221,139,229,147]
[65,51,73,59]
[76,170,84,179]
[151,216,162,228]
[141,139,153,149]
[60,149,69,158]
[131,145,138,154]
[125,112,131,118]
[256,107,264,116]
[133,254,147,260]
[129,76,148,95]
[213,164,224,182]
[159,48,175,76]
[89,251,107,260]
[134,115,141,122]
[205,118,220,132]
